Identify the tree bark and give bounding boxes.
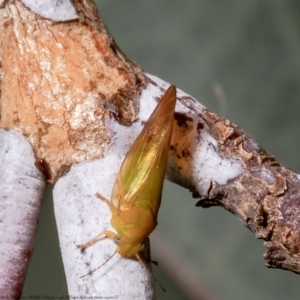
[1,0,300,299]
[0,130,46,299]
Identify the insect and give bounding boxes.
[77,85,177,289]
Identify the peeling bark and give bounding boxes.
[1,0,300,298]
[0,0,144,183]
[194,111,300,274]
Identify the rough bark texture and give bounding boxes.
[1,1,300,295]
[195,111,300,274]
[0,0,145,183]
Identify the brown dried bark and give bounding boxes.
[0,0,144,183]
[1,0,300,284]
[196,111,300,274]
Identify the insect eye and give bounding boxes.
[113,236,120,245]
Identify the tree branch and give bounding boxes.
[1,0,300,298]
[0,130,46,298]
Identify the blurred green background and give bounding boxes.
[23,1,300,299]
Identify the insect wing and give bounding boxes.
[111,86,177,215]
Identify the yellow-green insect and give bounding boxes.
[77,85,177,284]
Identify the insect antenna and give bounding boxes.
[135,253,166,293]
[80,250,118,278]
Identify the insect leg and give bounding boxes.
[76,230,116,250]
[95,192,111,207]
